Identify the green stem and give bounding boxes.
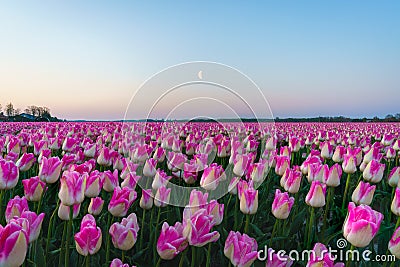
[244,214,251,234]
[59,221,67,267]
[154,207,161,265]
[121,250,125,263]
[0,190,4,225]
[65,206,73,267]
[346,245,355,267]
[191,246,196,267]
[178,248,188,267]
[45,199,59,264]
[269,219,279,247]
[342,173,352,211]
[140,209,146,250]
[105,213,113,264]
[322,187,333,239]
[233,197,238,230]
[206,243,212,267]
[395,216,400,230]
[155,257,161,267]
[307,207,315,249]
[86,255,90,267]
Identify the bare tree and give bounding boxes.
[5,103,15,117]
[14,109,21,115]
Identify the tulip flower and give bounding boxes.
[139,189,153,210]
[362,159,385,183]
[388,167,400,187]
[121,172,140,190]
[38,156,63,183]
[332,145,346,163]
[0,160,19,190]
[58,171,87,206]
[320,142,333,159]
[154,186,171,208]
[22,176,46,202]
[307,163,328,183]
[305,180,326,208]
[83,143,96,158]
[249,162,266,183]
[363,147,382,164]
[102,169,119,192]
[343,202,383,247]
[74,214,102,256]
[108,187,137,217]
[143,158,157,177]
[272,189,295,219]
[265,247,293,267]
[16,153,36,172]
[307,243,344,267]
[97,146,112,166]
[152,169,171,190]
[206,200,224,225]
[391,188,400,216]
[183,209,220,247]
[388,226,400,259]
[19,210,45,243]
[5,196,29,223]
[110,258,130,267]
[88,197,104,216]
[224,231,258,267]
[85,170,104,198]
[240,187,258,215]
[0,221,29,267]
[351,181,376,205]
[157,222,188,260]
[275,155,290,176]
[109,213,140,250]
[58,202,81,220]
[233,154,251,177]
[200,163,225,191]
[281,167,302,194]
[342,154,357,174]
[325,163,342,187]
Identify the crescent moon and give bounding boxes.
[198,70,203,80]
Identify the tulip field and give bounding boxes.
[1,121,400,267]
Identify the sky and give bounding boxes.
[0,1,399,120]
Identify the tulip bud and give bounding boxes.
[272,189,294,219]
[305,180,326,208]
[88,197,104,216]
[351,181,376,205]
[22,176,46,202]
[240,188,258,215]
[139,189,154,210]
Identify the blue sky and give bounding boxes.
[0,1,399,120]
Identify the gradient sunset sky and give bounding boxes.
[1,1,399,120]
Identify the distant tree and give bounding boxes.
[0,104,2,113]
[5,103,15,116]
[395,113,400,120]
[14,109,21,115]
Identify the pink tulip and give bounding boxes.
[281,167,302,194]
[121,172,141,190]
[388,226,400,259]
[74,214,102,256]
[332,145,346,163]
[265,248,293,267]
[272,189,295,219]
[153,146,165,162]
[249,162,267,183]
[16,153,36,172]
[320,142,333,159]
[88,197,104,216]
[167,152,186,171]
[152,169,171,190]
[157,222,188,260]
[33,140,48,156]
[83,143,97,158]
[200,163,225,191]
[305,181,326,208]
[102,169,119,192]
[206,200,224,225]
[240,187,258,215]
[5,196,29,223]
[109,213,139,250]
[22,176,46,202]
[58,170,87,206]
[388,167,400,187]
[110,258,131,267]
[108,187,137,217]
[7,137,21,154]
[233,154,251,177]
[154,186,171,208]
[224,231,258,267]
[0,221,29,267]
[58,202,81,220]
[275,155,290,176]
[85,170,104,198]
[325,164,342,187]
[343,202,383,247]
[362,159,385,183]
[20,210,45,243]
[391,188,400,216]
[183,209,220,247]
[143,158,157,177]
[307,243,344,267]
[0,160,19,190]
[38,156,63,183]
[62,137,77,152]
[363,147,382,164]
[351,181,376,205]
[139,189,153,210]
[307,163,328,183]
[342,154,357,174]
[97,146,112,166]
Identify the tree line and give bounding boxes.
[0,103,51,118]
